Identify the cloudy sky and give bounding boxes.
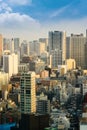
[0,0,87,41]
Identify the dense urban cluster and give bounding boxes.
[0,30,87,130]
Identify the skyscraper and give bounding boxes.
[0,34,3,66]
[0,34,3,56]
[3,52,18,77]
[51,49,62,68]
[48,31,66,65]
[20,71,36,114]
[69,34,86,69]
[20,41,29,58]
[3,38,11,51]
[14,38,20,53]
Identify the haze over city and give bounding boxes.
[0,0,87,40]
[1,1,87,130]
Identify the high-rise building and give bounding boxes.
[20,41,29,58]
[66,37,71,59]
[0,34,3,56]
[20,113,49,130]
[48,31,66,64]
[29,41,46,56]
[69,34,86,69]
[85,42,87,69]
[20,71,36,114]
[10,38,14,53]
[29,59,45,74]
[37,93,50,114]
[14,38,20,53]
[39,38,48,51]
[3,38,20,54]
[50,49,62,68]
[0,34,3,66]
[29,41,37,56]
[0,72,8,99]
[38,42,46,56]
[3,38,11,51]
[3,52,18,77]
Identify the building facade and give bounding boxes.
[0,34,3,56]
[20,71,36,114]
[50,49,62,68]
[3,52,18,77]
[48,31,66,65]
[69,34,86,69]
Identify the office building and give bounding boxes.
[50,49,62,68]
[20,71,36,114]
[85,42,87,69]
[3,38,10,51]
[37,93,50,114]
[66,37,71,59]
[14,38,20,53]
[29,41,46,56]
[29,59,45,74]
[40,70,49,78]
[3,52,18,77]
[0,34,3,66]
[18,63,29,73]
[0,72,8,99]
[39,38,48,51]
[20,113,49,130]
[20,41,29,58]
[69,34,86,69]
[65,59,76,70]
[38,42,46,56]
[40,51,49,64]
[48,31,66,64]
[0,72,8,90]
[0,34,3,56]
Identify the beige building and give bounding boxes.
[66,59,76,70]
[0,72,8,91]
[29,41,46,56]
[38,42,46,56]
[58,65,67,75]
[69,34,86,69]
[39,38,48,51]
[40,70,49,78]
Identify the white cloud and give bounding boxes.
[0,2,12,12]
[0,12,41,40]
[8,0,32,5]
[0,11,87,41]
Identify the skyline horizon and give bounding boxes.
[0,0,87,41]
[1,28,87,42]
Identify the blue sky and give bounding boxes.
[0,0,87,40]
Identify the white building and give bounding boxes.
[20,71,36,114]
[3,52,18,77]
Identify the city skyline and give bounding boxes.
[0,0,87,41]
